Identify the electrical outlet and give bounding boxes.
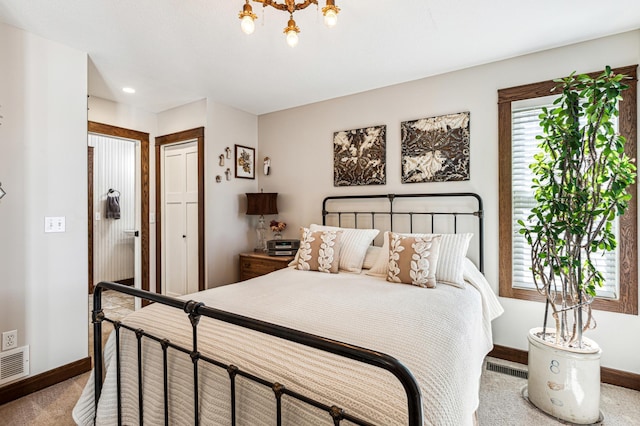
[2,330,17,351]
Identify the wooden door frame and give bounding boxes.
[88,121,150,295]
[155,127,205,295]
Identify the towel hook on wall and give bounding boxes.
[108,188,120,197]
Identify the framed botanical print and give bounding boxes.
[234,144,255,179]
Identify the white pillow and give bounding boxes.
[367,231,394,277]
[309,224,379,273]
[362,246,383,270]
[437,233,473,287]
[367,231,472,287]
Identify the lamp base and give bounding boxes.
[255,215,267,252]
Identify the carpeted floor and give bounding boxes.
[478,357,640,425]
[1,292,638,425]
[0,290,134,426]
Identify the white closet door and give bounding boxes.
[184,148,199,295]
[163,141,199,297]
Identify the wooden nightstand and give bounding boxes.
[238,252,295,281]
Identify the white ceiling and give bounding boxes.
[1,0,639,115]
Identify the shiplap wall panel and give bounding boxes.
[91,134,136,284]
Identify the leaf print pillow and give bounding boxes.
[386,232,441,288]
[296,227,343,273]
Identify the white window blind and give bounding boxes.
[511,103,619,299]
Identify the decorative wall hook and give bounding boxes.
[0,182,5,200]
[219,154,225,167]
[225,168,231,181]
[225,147,232,159]
[216,175,222,183]
[263,157,271,175]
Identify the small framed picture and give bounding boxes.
[234,144,255,179]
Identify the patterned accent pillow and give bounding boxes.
[309,224,379,273]
[296,228,343,273]
[386,233,442,288]
[368,231,471,287]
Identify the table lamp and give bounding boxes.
[246,191,278,252]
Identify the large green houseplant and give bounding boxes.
[519,67,636,423]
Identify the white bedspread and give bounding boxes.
[74,261,502,425]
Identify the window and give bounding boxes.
[512,99,619,299]
[498,66,638,315]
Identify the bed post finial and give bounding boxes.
[330,405,345,424]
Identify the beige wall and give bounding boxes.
[157,99,207,136]
[258,30,640,374]
[0,23,88,378]
[206,101,259,287]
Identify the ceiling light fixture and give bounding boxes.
[239,0,340,47]
[122,87,136,94]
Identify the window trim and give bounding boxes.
[498,65,638,315]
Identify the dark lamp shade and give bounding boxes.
[246,192,278,215]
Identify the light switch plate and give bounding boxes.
[45,216,65,233]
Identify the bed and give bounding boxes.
[73,192,503,425]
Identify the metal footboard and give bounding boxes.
[92,282,423,425]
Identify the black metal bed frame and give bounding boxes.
[322,192,484,272]
[91,192,484,425]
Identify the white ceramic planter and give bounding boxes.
[527,327,601,424]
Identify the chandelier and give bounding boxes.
[239,0,340,47]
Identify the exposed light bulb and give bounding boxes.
[241,15,255,34]
[239,2,257,35]
[286,30,299,47]
[284,16,300,48]
[323,9,338,27]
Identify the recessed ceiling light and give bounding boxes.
[122,87,136,94]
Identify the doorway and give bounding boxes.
[155,127,205,296]
[87,122,150,299]
[162,141,199,296]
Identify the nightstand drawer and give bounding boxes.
[241,257,281,277]
[239,252,294,281]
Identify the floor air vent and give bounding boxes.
[0,345,30,385]
[486,360,528,379]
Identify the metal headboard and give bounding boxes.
[322,192,484,273]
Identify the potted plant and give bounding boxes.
[519,67,636,424]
